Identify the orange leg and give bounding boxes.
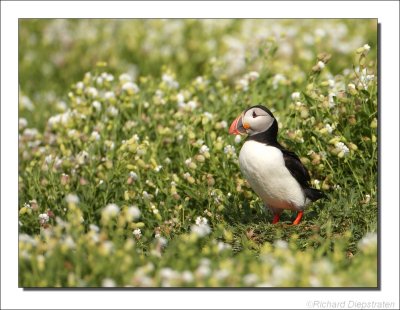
[272,214,280,224]
[292,211,304,225]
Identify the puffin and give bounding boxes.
[229,105,325,225]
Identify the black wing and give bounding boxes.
[280,148,311,189]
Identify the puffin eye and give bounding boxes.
[252,111,257,118]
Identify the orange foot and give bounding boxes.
[272,214,280,224]
[292,211,304,225]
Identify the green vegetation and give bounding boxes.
[19,19,378,287]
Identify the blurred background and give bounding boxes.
[19,19,377,128]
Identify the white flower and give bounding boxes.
[238,78,249,91]
[76,81,84,90]
[133,228,142,238]
[291,92,301,100]
[104,91,115,100]
[195,216,208,225]
[219,121,228,129]
[38,213,49,225]
[45,154,53,164]
[203,112,213,120]
[89,224,100,232]
[275,240,288,249]
[234,135,242,144]
[272,74,286,89]
[101,278,116,287]
[199,145,210,154]
[317,61,325,69]
[176,93,185,104]
[348,83,356,90]
[224,145,235,155]
[243,273,259,286]
[102,203,120,217]
[335,142,350,156]
[183,172,191,180]
[196,264,211,278]
[101,72,114,82]
[181,271,194,283]
[248,71,260,81]
[363,44,371,52]
[65,193,80,204]
[76,151,89,165]
[107,106,119,116]
[86,87,98,98]
[129,171,138,180]
[92,100,102,111]
[191,217,211,237]
[162,73,179,89]
[154,165,162,172]
[187,100,197,110]
[119,73,132,83]
[122,82,139,94]
[358,232,377,251]
[19,118,28,129]
[217,241,231,252]
[127,206,141,221]
[91,131,101,141]
[325,124,334,134]
[328,79,335,88]
[184,158,192,166]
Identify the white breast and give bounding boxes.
[239,140,306,210]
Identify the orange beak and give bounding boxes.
[229,113,247,135]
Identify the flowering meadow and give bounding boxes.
[18,19,378,287]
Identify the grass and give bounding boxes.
[18,19,378,287]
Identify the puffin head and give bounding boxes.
[229,105,277,137]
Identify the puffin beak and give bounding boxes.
[229,113,247,135]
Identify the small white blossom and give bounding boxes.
[127,206,141,221]
[162,73,179,89]
[348,83,356,90]
[19,118,28,129]
[91,131,101,141]
[133,228,142,238]
[181,271,194,283]
[119,73,132,83]
[154,165,162,172]
[234,135,242,144]
[195,216,208,225]
[38,213,49,225]
[102,203,120,217]
[317,61,325,69]
[104,91,115,100]
[65,193,80,204]
[363,44,371,52]
[122,82,139,94]
[325,124,334,134]
[92,100,102,111]
[224,145,235,155]
[219,120,228,128]
[335,142,350,156]
[107,106,119,116]
[291,92,301,100]
[243,273,259,286]
[203,112,213,120]
[129,171,138,180]
[248,71,260,81]
[358,232,377,251]
[101,278,116,287]
[199,145,210,154]
[86,87,98,98]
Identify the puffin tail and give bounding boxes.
[304,188,326,202]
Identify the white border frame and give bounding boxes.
[1,1,399,309]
